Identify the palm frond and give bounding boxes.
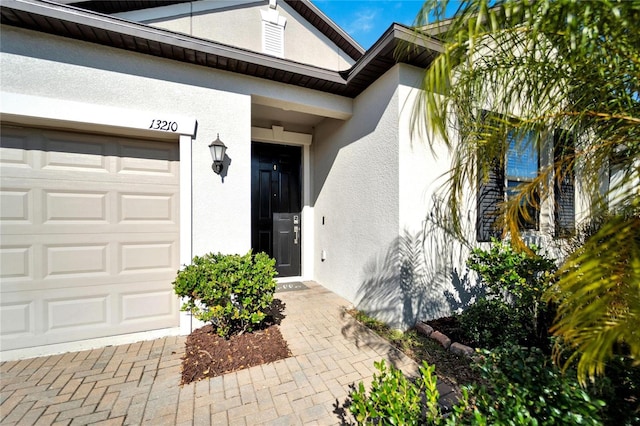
[409,0,640,382]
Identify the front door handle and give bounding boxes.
[293,225,299,245]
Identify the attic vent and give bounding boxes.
[263,22,284,57]
[261,7,286,58]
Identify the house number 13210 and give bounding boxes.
[149,119,178,132]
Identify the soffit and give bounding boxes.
[0,0,443,98]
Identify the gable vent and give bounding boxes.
[263,21,284,57]
[261,6,286,58]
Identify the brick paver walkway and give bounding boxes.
[1,281,454,425]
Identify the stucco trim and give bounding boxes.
[0,92,197,138]
[251,125,312,146]
[251,95,352,120]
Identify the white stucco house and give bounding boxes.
[0,0,579,361]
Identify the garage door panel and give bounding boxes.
[1,271,180,293]
[0,167,178,185]
[0,299,34,337]
[1,126,180,352]
[0,188,32,223]
[1,234,178,291]
[2,127,178,185]
[119,241,176,274]
[1,220,179,235]
[2,224,180,235]
[44,190,109,223]
[45,243,110,279]
[119,192,177,224]
[0,245,32,281]
[46,294,110,331]
[2,276,179,351]
[116,234,179,277]
[42,140,110,173]
[120,288,176,323]
[1,179,178,230]
[0,184,178,234]
[118,141,179,176]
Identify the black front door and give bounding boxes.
[251,142,301,277]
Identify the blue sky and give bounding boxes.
[311,1,428,49]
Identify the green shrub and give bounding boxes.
[458,298,529,348]
[464,239,557,348]
[449,345,606,425]
[172,251,277,338]
[349,360,442,425]
[467,239,556,306]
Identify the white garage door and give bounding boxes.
[0,125,180,351]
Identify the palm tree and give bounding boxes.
[409,0,639,383]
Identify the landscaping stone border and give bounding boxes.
[415,321,475,358]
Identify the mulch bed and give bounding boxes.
[181,324,291,385]
[180,298,291,385]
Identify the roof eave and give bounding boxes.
[0,0,444,98]
[347,23,443,81]
[1,0,346,84]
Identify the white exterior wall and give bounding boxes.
[115,1,355,71]
[397,65,477,324]
[312,64,469,329]
[313,64,477,330]
[0,25,352,356]
[312,64,475,330]
[312,66,400,324]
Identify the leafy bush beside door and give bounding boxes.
[172,251,277,338]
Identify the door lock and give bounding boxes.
[293,225,299,244]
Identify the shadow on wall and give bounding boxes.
[355,201,485,330]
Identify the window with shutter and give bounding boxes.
[506,130,540,231]
[476,128,540,242]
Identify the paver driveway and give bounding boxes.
[1,281,454,425]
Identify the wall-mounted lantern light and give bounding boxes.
[208,134,227,174]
